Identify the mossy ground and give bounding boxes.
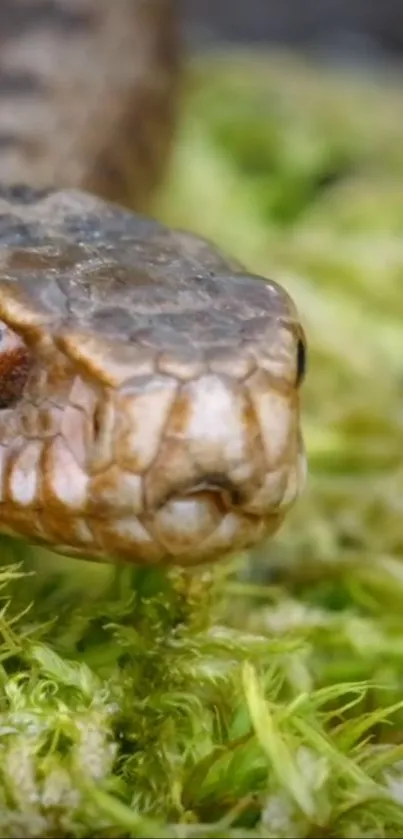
[1,50,403,837]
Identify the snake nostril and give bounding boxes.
[88,398,115,474]
[92,404,103,441]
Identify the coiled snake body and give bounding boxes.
[0,0,306,566]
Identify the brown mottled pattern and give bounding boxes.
[0,4,306,566]
[0,0,180,210]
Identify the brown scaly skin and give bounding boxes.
[0,3,307,567]
[0,0,180,211]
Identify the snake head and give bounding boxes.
[0,188,307,566]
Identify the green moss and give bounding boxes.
[1,50,403,836]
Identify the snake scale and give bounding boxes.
[0,0,307,566]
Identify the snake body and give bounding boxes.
[0,1,306,566]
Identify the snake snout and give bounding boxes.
[83,370,304,565]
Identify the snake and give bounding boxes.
[0,0,307,567]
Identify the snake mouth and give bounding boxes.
[158,473,249,509]
[80,494,286,567]
[80,455,303,566]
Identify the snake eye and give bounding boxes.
[296,337,307,387]
[0,324,32,408]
